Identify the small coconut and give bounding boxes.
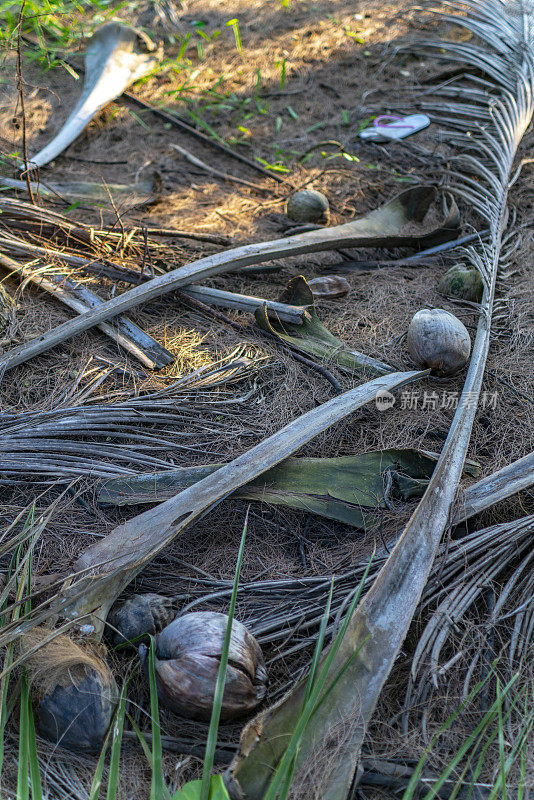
[108,593,175,645]
[286,189,329,223]
[21,628,118,752]
[307,275,350,299]
[407,308,471,376]
[139,611,267,721]
[438,264,483,302]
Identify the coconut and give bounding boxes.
[21,628,118,753]
[438,264,483,302]
[139,611,267,721]
[406,308,471,376]
[109,593,175,646]
[307,275,350,299]
[286,189,329,223]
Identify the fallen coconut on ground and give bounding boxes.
[21,628,118,752]
[286,189,329,223]
[139,611,267,720]
[406,308,471,376]
[109,592,175,645]
[438,264,483,302]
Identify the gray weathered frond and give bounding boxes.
[0,349,259,482]
[225,3,534,797]
[404,514,534,735]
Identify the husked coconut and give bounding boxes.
[21,628,118,753]
[109,593,175,645]
[407,308,471,376]
[286,190,329,223]
[438,264,483,302]
[139,611,267,720]
[308,275,350,299]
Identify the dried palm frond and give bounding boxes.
[0,252,175,370]
[0,196,227,263]
[0,229,152,285]
[0,186,455,373]
[225,3,534,797]
[0,370,427,658]
[54,369,425,633]
[0,282,17,344]
[24,24,160,171]
[0,348,261,482]
[453,450,534,523]
[403,514,534,736]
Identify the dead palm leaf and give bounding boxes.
[404,514,534,737]
[0,349,260,482]
[225,3,534,797]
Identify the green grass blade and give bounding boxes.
[148,635,165,800]
[496,678,508,800]
[421,675,521,800]
[303,579,334,706]
[17,671,30,800]
[516,693,528,800]
[106,682,128,800]
[128,714,172,800]
[0,609,14,779]
[277,759,297,800]
[200,509,249,800]
[128,713,153,765]
[15,535,35,800]
[26,677,43,800]
[88,672,135,800]
[445,758,473,800]
[88,728,112,800]
[263,558,373,800]
[400,675,492,800]
[278,581,334,798]
[264,641,372,800]
[487,690,534,800]
[401,669,521,800]
[459,682,523,800]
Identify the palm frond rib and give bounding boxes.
[225,3,534,797]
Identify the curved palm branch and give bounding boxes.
[225,3,534,798]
